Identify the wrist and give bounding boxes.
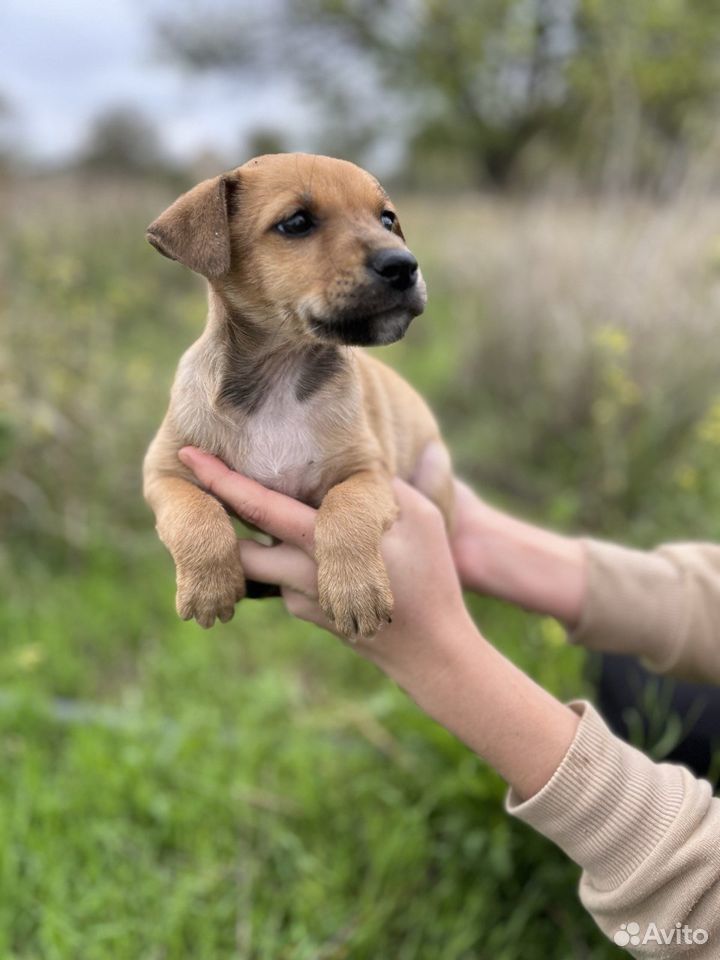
[457,500,587,626]
[371,608,479,698]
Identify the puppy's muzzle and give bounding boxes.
[368,249,418,293]
[306,243,426,347]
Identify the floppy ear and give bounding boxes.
[146,173,238,279]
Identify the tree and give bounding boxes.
[78,105,170,177]
[244,128,289,159]
[572,0,720,189]
[0,93,20,175]
[155,0,720,189]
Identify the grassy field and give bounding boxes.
[3,174,720,958]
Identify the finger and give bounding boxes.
[281,587,340,636]
[410,439,452,492]
[178,447,316,552]
[452,478,481,515]
[453,478,476,501]
[238,540,317,597]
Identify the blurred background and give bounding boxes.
[3,1,720,957]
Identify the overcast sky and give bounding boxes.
[0,0,312,164]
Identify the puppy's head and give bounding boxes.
[146,153,426,346]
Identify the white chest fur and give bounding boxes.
[173,338,357,505]
[236,387,325,498]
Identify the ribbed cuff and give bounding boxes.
[569,539,687,674]
[506,702,687,891]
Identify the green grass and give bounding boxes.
[0,561,600,959]
[7,174,720,958]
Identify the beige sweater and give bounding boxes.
[507,540,720,957]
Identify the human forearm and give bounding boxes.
[374,613,580,801]
[452,485,587,626]
[454,483,720,684]
[384,606,720,958]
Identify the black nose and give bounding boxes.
[368,248,418,292]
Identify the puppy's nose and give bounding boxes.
[368,249,418,292]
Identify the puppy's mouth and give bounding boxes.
[308,292,426,347]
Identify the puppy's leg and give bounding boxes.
[144,472,245,628]
[315,470,398,639]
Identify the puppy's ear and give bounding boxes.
[146,172,239,279]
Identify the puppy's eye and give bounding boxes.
[276,210,314,237]
[380,210,396,231]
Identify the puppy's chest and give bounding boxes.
[228,393,328,502]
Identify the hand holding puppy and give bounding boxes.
[179,445,579,803]
[178,446,470,687]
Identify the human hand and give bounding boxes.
[177,447,475,690]
[403,442,586,624]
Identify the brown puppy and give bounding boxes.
[143,153,454,638]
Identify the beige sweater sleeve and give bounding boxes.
[570,539,720,684]
[507,702,720,957]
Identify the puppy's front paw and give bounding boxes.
[317,554,393,640]
[176,548,245,629]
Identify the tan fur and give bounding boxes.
[144,153,454,637]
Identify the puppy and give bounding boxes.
[143,153,454,638]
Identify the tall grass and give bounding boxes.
[395,191,720,538]
[3,173,720,958]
